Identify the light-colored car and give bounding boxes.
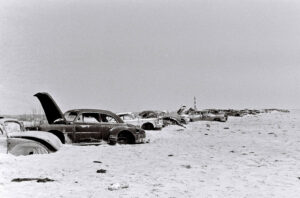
[189,112,228,122]
[117,112,163,130]
[0,118,62,156]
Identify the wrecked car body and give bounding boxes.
[188,110,228,122]
[0,118,62,156]
[34,92,146,145]
[117,112,163,130]
[139,110,186,128]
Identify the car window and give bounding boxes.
[78,113,100,123]
[120,114,133,120]
[4,121,23,133]
[65,111,78,122]
[100,114,117,123]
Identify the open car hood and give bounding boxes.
[34,92,65,124]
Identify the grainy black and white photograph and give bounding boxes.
[1,0,300,197]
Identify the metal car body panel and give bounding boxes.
[0,118,62,155]
[8,131,62,152]
[34,92,65,124]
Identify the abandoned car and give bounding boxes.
[0,118,62,156]
[34,92,146,145]
[117,112,163,130]
[139,110,186,128]
[189,111,228,122]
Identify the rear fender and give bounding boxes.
[9,131,62,152]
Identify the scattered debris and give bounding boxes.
[182,165,191,169]
[108,183,129,191]
[11,178,55,183]
[96,169,107,173]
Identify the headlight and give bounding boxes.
[158,118,163,125]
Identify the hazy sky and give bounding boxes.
[1,0,300,114]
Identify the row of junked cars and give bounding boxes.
[2,92,284,156]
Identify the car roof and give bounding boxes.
[116,112,134,116]
[65,109,124,123]
[66,109,117,115]
[0,118,20,124]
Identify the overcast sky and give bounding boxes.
[0,0,300,114]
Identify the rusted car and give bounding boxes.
[138,111,186,128]
[189,111,228,122]
[117,112,163,130]
[33,92,146,145]
[0,118,62,155]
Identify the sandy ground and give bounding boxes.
[1,111,300,198]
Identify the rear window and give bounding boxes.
[100,114,118,123]
[4,121,23,133]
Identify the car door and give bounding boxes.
[74,112,102,143]
[99,113,119,140]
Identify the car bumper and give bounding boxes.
[135,133,146,143]
[154,123,164,129]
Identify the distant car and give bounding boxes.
[138,110,186,128]
[0,118,62,156]
[189,112,228,122]
[117,112,163,130]
[34,92,146,145]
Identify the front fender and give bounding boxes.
[8,131,62,152]
[110,125,137,135]
[108,126,145,144]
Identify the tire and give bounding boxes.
[117,132,135,144]
[181,119,187,125]
[141,123,154,130]
[9,142,50,156]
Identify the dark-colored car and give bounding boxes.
[34,92,146,145]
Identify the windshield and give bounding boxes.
[64,111,78,122]
[4,121,23,133]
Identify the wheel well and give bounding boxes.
[141,122,154,130]
[48,130,65,144]
[118,131,135,144]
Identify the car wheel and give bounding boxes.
[9,142,50,156]
[142,123,154,130]
[116,132,135,144]
[117,133,129,144]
